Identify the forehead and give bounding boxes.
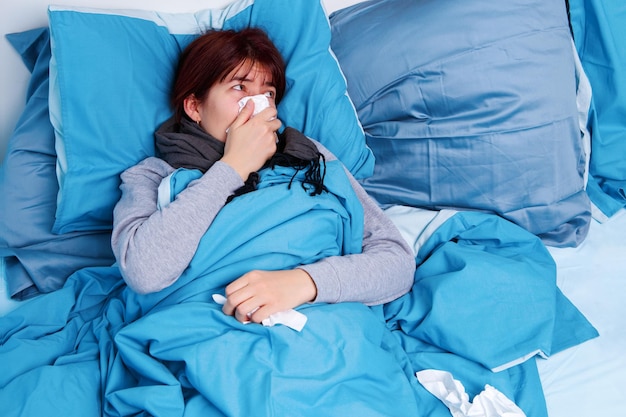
[226,60,274,85]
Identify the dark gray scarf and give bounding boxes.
[155,117,326,200]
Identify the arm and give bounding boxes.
[112,106,277,295]
[223,140,416,324]
[111,157,244,294]
[299,143,416,306]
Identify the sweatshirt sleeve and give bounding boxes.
[111,157,244,294]
[299,143,416,306]
[112,151,415,305]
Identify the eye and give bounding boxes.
[264,91,275,98]
[233,84,244,91]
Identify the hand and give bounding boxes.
[221,101,282,180]
[222,269,317,324]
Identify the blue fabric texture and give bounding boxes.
[48,0,373,234]
[385,211,598,367]
[0,162,597,416]
[0,28,114,300]
[329,0,592,247]
[569,0,626,217]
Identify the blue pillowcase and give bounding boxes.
[569,0,626,218]
[330,0,592,247]
[0,28,114,300]
[48,0,373,234]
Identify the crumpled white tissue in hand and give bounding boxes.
[211,294,307,332]
[238,94,270,116]
[416,369,527,417]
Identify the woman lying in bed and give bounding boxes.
[111,27,415,324]
[0,28,422,416]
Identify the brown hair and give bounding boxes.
[171,28,286,122]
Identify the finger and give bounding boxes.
[228,100,254,131]
[233,299,262,323]
[256,107,279,123]
[247,304,274,324]
[221,288,248,316]
[222,278,257,317]
[224,276,248,297]
[233,306,251,323]
[238,305,260,323]
[269,117,282,132]
[221,300,236,316]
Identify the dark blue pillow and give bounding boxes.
[330,0,592,247]
[0,28,114,300]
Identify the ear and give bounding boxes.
[183,94,201,123]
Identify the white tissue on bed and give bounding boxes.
[238,94,270,116]
[211,293,307,332]
[416,369,526,417]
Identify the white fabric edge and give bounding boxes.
[157,173,175,210]
[48,40,66,209]
[48,0,254,34]
[572,39,592,191]
[384,205,458,257]
[491,349,547,373]
[0,258,24,316]
[569,38,610,223]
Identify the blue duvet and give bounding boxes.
[0,161,597,416]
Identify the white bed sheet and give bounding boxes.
[538,209,626,417]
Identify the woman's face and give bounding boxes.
[185,60,277,142]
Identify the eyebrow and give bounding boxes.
[231,75,252,82]
[230,72,275,86]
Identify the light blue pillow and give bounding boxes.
[330,0,591,247]
[48,0,373,234]
[569,0,626,218]
[0,28,114,300]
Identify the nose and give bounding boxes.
[239,95,270,115]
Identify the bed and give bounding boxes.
[1,0,624,416]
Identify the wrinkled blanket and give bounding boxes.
[0,161,597,417]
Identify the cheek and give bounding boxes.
[202,101,239,142]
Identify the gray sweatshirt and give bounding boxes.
[111,142,415,306]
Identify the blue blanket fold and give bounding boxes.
[0,162,597,417]
[383,210,598,417]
